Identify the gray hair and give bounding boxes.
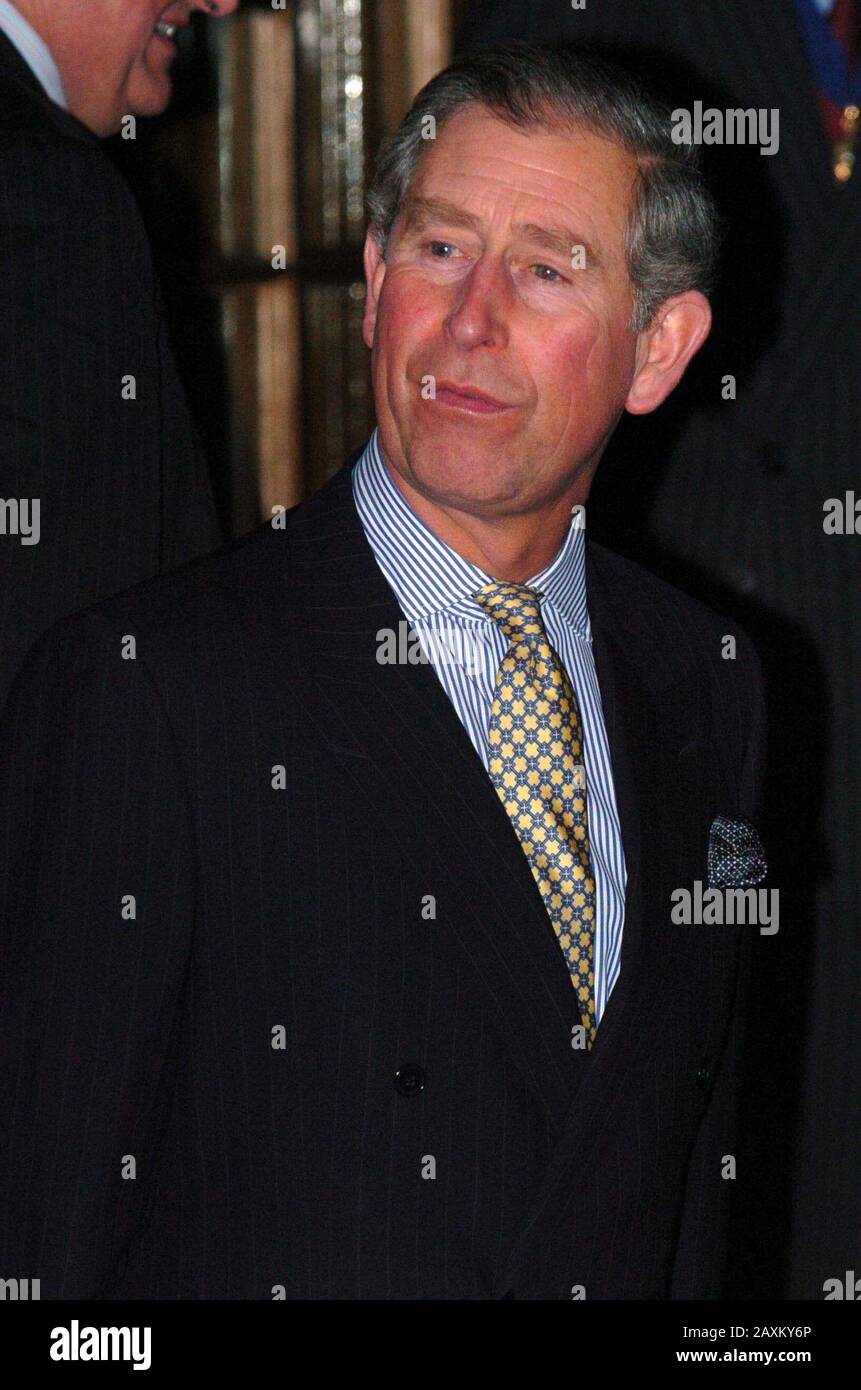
[366,42,718,333]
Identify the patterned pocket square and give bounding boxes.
[707,815,768,888]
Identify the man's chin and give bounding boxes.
[401,444,531,513]
[127,72,174,120]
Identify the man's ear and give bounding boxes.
[362,230,387,349]
[624,290,712,415]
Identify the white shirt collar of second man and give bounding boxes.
[0,0,68,110]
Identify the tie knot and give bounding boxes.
[473,581,545,640]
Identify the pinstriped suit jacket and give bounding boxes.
[0,449,766,1299]
[0,31,221,711]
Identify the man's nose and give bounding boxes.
[444,259,511,350]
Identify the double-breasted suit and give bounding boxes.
[0,448,765,1299]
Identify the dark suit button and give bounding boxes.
[502,1289,516,1300]
[394,1064,425,1096]
[695,1059,712,1087]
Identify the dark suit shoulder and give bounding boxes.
[0,121,144,237]
[90,518,282,612]
[12,507,765,690]
[587,537,761,666]
[0,46,145,250]
[8,521,284,672]
[587,536,766,816]
[589,536,762,817]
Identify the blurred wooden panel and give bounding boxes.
[371,0,454,137]
[405,0,453,100]
[295,1,456,493]
[295,0,367,250]
[303,278,373,484]
[222,277,303,532]
[214,4,302,527]
[178,2,457,528]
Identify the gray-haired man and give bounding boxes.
[0,43,766,1301]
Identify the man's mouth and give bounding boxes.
[431,381,516,415]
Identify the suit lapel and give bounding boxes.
[279,459,583,1126]
[587,554,644,976]
[493,543,719,1294]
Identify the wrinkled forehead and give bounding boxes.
[398,103,639,267]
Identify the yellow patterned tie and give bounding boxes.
[474,581,597,1048]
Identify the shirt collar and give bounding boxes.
[0,0,68,110]
[351,426,591,640]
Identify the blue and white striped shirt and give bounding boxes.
[351,427,627,1022]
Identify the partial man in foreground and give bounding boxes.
[0,0,238,707]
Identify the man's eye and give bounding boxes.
[532,264,567,283]
[426,240,457,258]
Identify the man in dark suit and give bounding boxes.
[457,0,861,1300]
[0,44,767,1300]
[0,1,238,708]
